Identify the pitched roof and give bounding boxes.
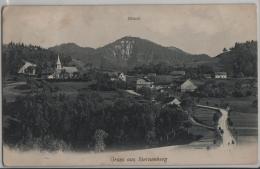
[57,55,61,65]
[167,98,181,105]
[23,61,36,67]
[181,79,198,90]
[137,78,153,84]
[63,66,78,73]
[215,72,227,75]
[18,61,37,73]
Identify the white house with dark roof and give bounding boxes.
[18,61,37,76]
[215,72,227,79]
[136,78,154,90]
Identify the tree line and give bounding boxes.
[3,80,198,151]
[2,42,72,78]
[219,40,257,77]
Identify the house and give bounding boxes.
[48,55,79,79]
[215,72,227,79]
[18,61,37,76]
[167,98,181,106]
[118,72,126,81]
[136,78,154,90]
[181,79,198,92]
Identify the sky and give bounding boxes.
[2,4,257,57]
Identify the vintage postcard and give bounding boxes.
[1,3,259,167]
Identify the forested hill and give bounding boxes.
[50,36,211,71]
[212,40,257,77]
[48,43,95,63]
[2,42,72,77]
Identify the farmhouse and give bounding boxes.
[215,72,227,79]
[118,72,126,81]
[167,98,181,106]
[18,61,37,76]
[48,55,79,79]
[136,78,154,90]
[181,79,198,92]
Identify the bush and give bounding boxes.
[246,90,252,96]
[252,99,257,108]
[232,90,244,97]
[14,84,31,90]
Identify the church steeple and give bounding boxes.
[56,55,62,70]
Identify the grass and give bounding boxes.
[193,108,216,127]
[50,81,95,91]
[198,96,257,114]
[193,99,257,139]
[229,112,257,137]
[3,81,30,102]
[192,96,258,144]
[190,107,218,146]
[3,80,139,104]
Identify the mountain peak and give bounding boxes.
[49,36,213,70]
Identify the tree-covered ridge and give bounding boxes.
[215,40,257,77]
[2,42,72,77]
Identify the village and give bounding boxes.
[18,55,229,94]
[17,54,256,106]
[2,45,257,153]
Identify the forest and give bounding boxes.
[3,80,197,152]
[216,40,257,77]
[2,42,71,78]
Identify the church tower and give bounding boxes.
[56,55,62,70]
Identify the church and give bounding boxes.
[48,55,79,79]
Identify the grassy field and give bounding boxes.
[50,81,95,91]
[191,98,258,145]
[190,108,217,147]
[3,81,30,102]
[3,80,140,105]
[229,112,258,137]
[193,108,216,126]
[196,95,257,141]
[198,96,257,114]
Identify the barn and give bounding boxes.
[181,79,198,92]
